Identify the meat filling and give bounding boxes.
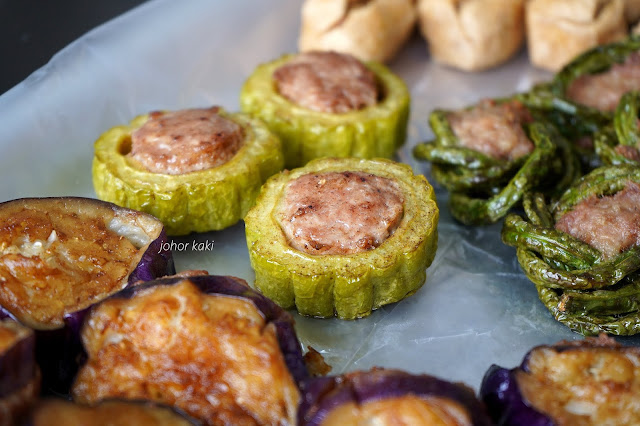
[448,99,534,161]
[566,52,640,112]
[129,106,244,175]
[321,395,473,426]
[0,319,30,353]
[276,171,404,255]
[72,279,300,426]
[555,182,640,259]
[517,335,640,426]
[273,51,379,114]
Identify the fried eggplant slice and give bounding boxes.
[0,197,174,393]
[92,106,283,235]
[71,275,308,426]
[481,334,640,425]
[244,157,438,319]
[299,368,492,426]
[240,52,410,168]
[0,319,39,426]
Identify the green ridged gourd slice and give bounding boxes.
[239,54,410,169]
[244,157,439,320]
[92,108,283,236]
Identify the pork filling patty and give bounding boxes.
[448,99,534,161]
[276,171,404,255]
[273,51,379,114]
[129,106,244,175]
[555,181,640,259]
[566,52,640,112]
[517,335,640,426]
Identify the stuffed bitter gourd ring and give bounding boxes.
[244,157,438,319]
[92,108,283,236]
[239,54,410,169]
[595,91,640,165]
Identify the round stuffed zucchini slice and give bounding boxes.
[92,106,283,236]
[245,157,438,319]
[240,52,410,168]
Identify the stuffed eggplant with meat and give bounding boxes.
[502,165,640,335]
[244,157,439,319]
[240,51,410,168]
[71,274,308,426]
[93,106,283,235]
[414,98,579,225]
[299,368,492,425]
[0,197,174,393]
[481,334,640,425]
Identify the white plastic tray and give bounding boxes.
[1,0,617,391]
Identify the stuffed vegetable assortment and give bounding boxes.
[415,36,640,336]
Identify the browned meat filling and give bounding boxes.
[72,279,299,426]
[129,106,244,175]
[555,182,640,259]
[0,205,141,329]
[322,395,473,426]
[566,52,640,112]
[30,400,194,426]
[448,99,534,161]
[276,171,404,255]
[273,51,379,113]
[516,335,640,426]
[615,144,640,161]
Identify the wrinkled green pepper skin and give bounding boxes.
[595,91,640,165]
[502,165,640,335]
[244,158,439,320]
[240,54,410,169]
[415,107,578,225]
[92,109,283,236]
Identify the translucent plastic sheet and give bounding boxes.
[2,0,630,391]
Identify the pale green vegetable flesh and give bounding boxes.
[92,109,283,235]
[240,55,410,168]
[244,157,439,319]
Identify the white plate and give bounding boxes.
[0,0,617,391]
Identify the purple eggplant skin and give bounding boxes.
[298,368,493,426]
[0,197,175,395]
[480,365,554,426]
[82,274,310,388]
[21,399,202,426]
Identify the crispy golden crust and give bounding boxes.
[416,0,525,71]
[72,279,299,426]
[298,0,417,63]
[526,0,628,71]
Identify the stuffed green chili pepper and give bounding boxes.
[521,35,640,166]
[595,90,640,166]
[240,51,410,168]
[502,165,640,335]
[244,157,438,319]
[92,106,284,235]
[414,98,579,226]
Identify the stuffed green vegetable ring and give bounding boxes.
[595,91,640,166]
[240,51,410,169]
[92,106,283,235]
[414,99,579,226]
[502,165,640,335]
[244,157,438,319]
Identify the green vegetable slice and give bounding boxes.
[244,157,439,319]
[92,108,283,236]
[239,54,410,169]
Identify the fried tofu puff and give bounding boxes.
[416,0,525,71]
